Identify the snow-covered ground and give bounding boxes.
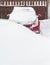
[0,19,50,65]
[0,6,50,65]
[40,19,50,37]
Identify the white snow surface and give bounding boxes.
[0,19,50,65]
[9,7,37,24]
[40,19,50,37]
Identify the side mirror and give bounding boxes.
[37,13,42,17]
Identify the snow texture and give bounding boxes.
[0,6,50,65]
[9,7,50,37]
[40,19,50,37]
[9,7,38,25]
[0,19,50,65]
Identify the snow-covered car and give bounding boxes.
[8,7,40,33]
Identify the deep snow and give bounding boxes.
[40,19,50,37]
[0,19,50,65]
[0,6,50,65]
[9,7,38,25]
[9,7,50,37]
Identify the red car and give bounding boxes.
[23,14,41,34]
[7,7,41,34]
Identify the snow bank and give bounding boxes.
[40,19,50,37]
[0,19,50,65]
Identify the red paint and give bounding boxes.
[30,21,40,33]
